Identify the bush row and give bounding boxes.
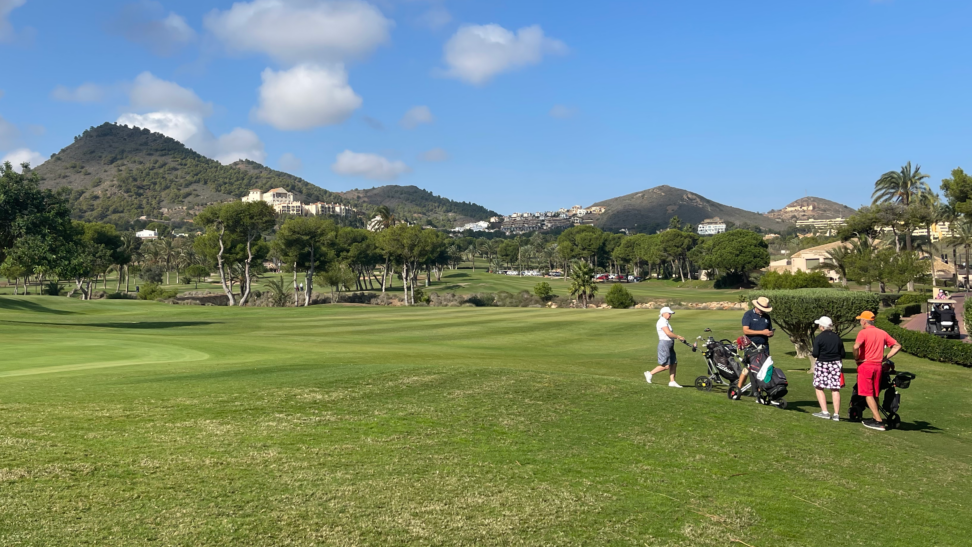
[876,310,972,367]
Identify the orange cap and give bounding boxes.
[855,311,876,321]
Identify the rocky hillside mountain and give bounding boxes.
[339,185,498,227]
[764,196,857,221]
[33,123,348,224]
[591,185,789,233]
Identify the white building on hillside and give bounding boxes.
[242,188,355,218]
[136,229,158,239]
[697,218,727,235]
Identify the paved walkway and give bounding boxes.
[901,294,968,342]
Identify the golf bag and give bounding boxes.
[694,333,743,392]
[848,360,915,430]
[729,338,788,409]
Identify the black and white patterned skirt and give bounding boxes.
[812,360,843,390]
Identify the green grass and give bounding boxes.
[0,297,969,546]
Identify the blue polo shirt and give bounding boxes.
[742,309,772,351]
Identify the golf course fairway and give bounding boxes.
[0,296,968,546]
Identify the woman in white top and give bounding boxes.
[645,307,684,388]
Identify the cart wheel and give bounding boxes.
[887,413,901,430]
[777,400,788,410]
[848,407,863,422]
[695,376,714,392]
[728,385,740,400]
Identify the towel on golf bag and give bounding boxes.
[747,350,789,399]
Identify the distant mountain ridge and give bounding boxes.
[33,123,347,224]
[590,185,787,233]
[764,196,857,221]
[339,185,498,227]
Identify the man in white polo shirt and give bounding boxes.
[645,306,684,388]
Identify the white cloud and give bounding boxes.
[0,0,26,43]
[212,128,266,165]
[117,111,204,143]
[399,105,434,129]
[0,114,18,149]
[253,64,362,130]
[549,104,577,119]
[418,147,449,162]
[51,83,108,103]
[442,24,567,85]
[2,148,44,171]
[332,150,409,181]
[279,152,302,173]
[117,72,266,165]
[110,1,196,56]
[416,6,451,30]
[129,71,212,116]
[204,0,392,64]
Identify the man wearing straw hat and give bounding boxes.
[743,296,775,352]
[732,296,775,395]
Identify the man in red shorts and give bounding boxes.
[852,311,901,431]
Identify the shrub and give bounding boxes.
[43,281,62,296]
[137,283,178,301]
[757,270,831,290]
[877,310,972,367]
[534,281,553,300]
[106,292,132,300]
[896,293,928,307]
[466,293,496,307]
[898,303,921,317]
[747,289,881,359]
[605,283,635,309]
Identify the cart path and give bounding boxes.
[901,294,969,343]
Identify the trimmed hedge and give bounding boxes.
[898,303,922,317]
[876,310,972,367]
[747,289,881,358]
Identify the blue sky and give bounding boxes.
[1,0,971,215]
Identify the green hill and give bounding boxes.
[33,123,348,225]
[339,185,498,227]
[591,185,789,233]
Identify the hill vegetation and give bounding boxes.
[33,123,347,225]
[591,185,788,233]
[339,185,498,227]
[765,196,858,221]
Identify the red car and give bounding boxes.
[595,274,610,281]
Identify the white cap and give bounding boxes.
[814,316,833,328]
[660,306,675,316]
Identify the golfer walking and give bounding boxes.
[853,311,901,431]
[646,307,684,388]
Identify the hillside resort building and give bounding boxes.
[242,188,355,217]
[697,218,727,235]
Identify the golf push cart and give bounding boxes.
[925,299,960,339]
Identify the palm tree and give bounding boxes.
[824,245,852,287]
[568,261,598,307]
[158,237,177,285]
[118,233,141,293]
[872,162,931,252]
[947,220,972,295]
